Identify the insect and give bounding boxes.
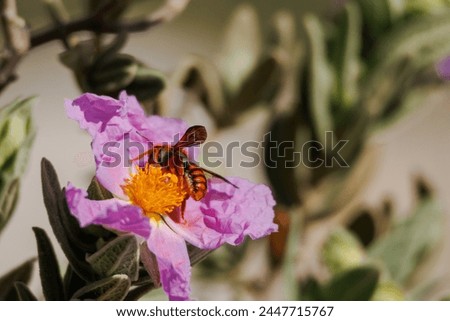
[133,125,238,203]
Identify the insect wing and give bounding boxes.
[174,125,207,149]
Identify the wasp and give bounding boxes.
[133,125,238,203]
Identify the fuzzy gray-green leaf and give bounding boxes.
[218,4,262,94]
[87,177,113,201]
[0,258,35,300]
[303,14,334,147]
[362,11,450,119]
[356,0,391,37]
[87,235,139,281]
[0,179,19,233]
[321,266,379,300]
[71,274,131,301]
[126,64,166,101]
[14,282,38,301]
[33,227,65,300]
[90,54,138,93]
[369,198,443,285]
[332,2,362,111]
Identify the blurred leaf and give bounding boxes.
[371,85,438,134]
[405,0,450,14]
[228,56,281,116]
[41,158,95,282]
[33,227,65,300]
[322,228,364,275]
[89,0,133,23]
[0,179,19,233]
[264,112,300,206]
[0,97,35,233]
[218,4,262,94]
[0,258,35,300]
[125,64,166,101]
[363,11,450,119]
[368,198,443,285]
[175,56,225,122]
[72,275,131,300]
[321,266,379,300]
[89,54,139,94]
[332,2,362,111]
[87,234,139,281]
[14,282,38,301]
[44,0,70,27]
[271,10,303,116]
[281,209,301,300]
[59,39,96,71]
[303,14,334,147]
[371,281,405,301]
[356,0,391,40]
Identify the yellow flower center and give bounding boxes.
[122,164,186,221]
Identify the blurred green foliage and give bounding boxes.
[0,97,35,233]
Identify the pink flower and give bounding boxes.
[64,92,277,300]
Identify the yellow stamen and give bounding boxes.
[122,164,186,221]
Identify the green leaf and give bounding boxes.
[124,283,155,301]
[87,234,139,281]
[362,11,450,119]
[72,275,131,301]
[87,176,113,201]
[332,2,362,111]
[14,282,38,301]
[175,56,226,122]
[371,281,405,301]
[218,4,262,94]
[368,197,443,285]
[0,258,35,300]
[303,14,334,147]
[228,56,281,116]
[33,227,65,300]
[322,228,364,275]
[89,54,139,94]
[264,112,300,206]
[281,209,302,300]
[40,158,95,282]
[125,64,166,101]
[0,97,35,170]
[63,265,87,300]
[356,0,391,38]
[0,179,19,233]
[321,267,380,300]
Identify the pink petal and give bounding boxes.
[65,93,132,138]
[165,177,278,249]
[146,222,191,301]
[65,183,150,238]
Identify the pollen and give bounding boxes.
[122,164,186,220]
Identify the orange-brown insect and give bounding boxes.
[133,126,237,203]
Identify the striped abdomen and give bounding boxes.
[184,163,207,201]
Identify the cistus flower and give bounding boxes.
[437,56,450,80]
[64,92,278,300]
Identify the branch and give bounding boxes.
[30,0,191,47]
[0,0,191,92]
